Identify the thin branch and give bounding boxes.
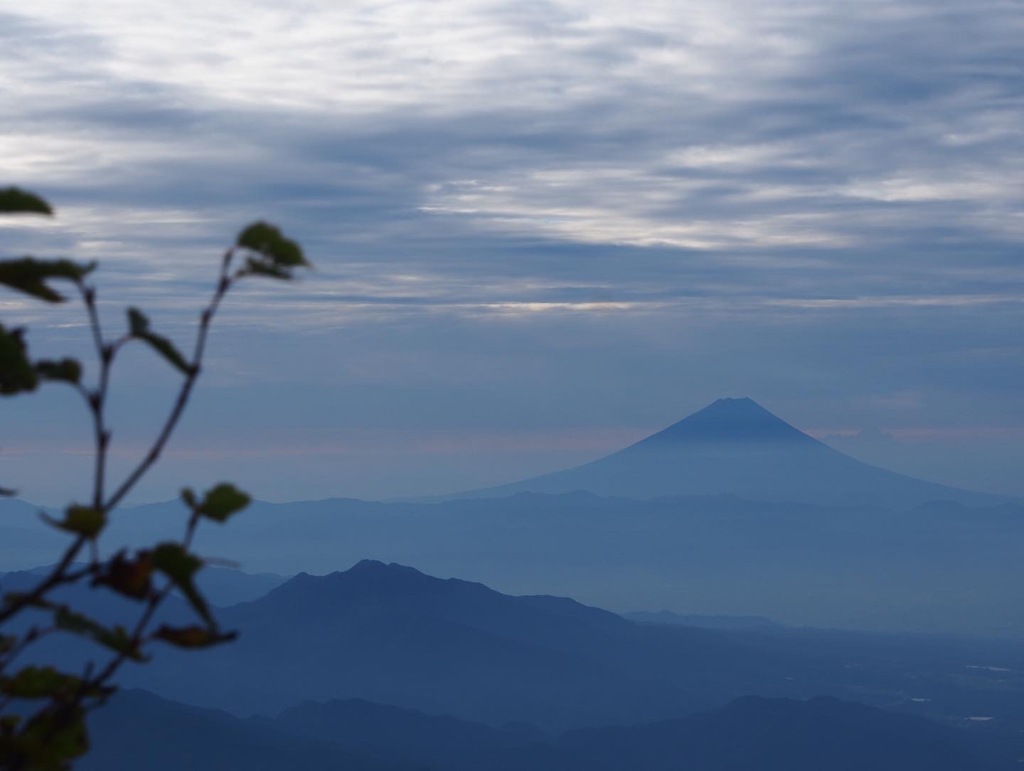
[0,536,86,626]
[84,582,171,695]
[78,281,112,511]
[102,270,233,513]
[0,625,57,676]
[79,283,105,363]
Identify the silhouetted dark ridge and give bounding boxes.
[258,560,490,614]
[258,561,627,634]
[134,560,710,727]
[639,397,814,446]
[276,698,544,763]
[347,559,427,579]
[81,690,418,771]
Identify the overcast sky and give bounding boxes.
[1,0,1022,505]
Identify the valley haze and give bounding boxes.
[3,398,1021,637]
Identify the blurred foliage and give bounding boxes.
[0,187,308,769]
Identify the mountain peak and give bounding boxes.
[347,559,424,577]
[450,396,1001,507]
[639,397,814,446]
[262,560,436,605]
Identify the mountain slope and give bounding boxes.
[121,560,795,729]
[275,699,594,771]
[82,689,1012,771]
[557,695,1007,771]
[115,559,1024,732]
[79,690,419,771]
[458,398,1003,508]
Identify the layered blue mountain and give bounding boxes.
[10,558,1024,765]
[274,698,587,771]
[555,695,1007,771]
[113,560,1024,735]
[276,694,1008,771]
[124,559,754,729]
[80,689,1011,771]
[460,398,1003,508]
[79,690,420,771]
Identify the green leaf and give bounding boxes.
[236,221,309,280]
[126,307,192,374]
[34,357,82,385]
[180,487,198,510]
[0,257,94,303]
[0,187,52,215]
[198,483,250,523]
[40,505,106,539]
[153,624,237,649]
[2,592,55,611]
[240,257,291,279]
[126,306,149,335]
[0,666,89,700]
[152,542,211,624]
[54,607,146,661]
[92,550,154,600]
[14,706,90,768]
[54,607,103,637]
[0,324,38,395]
[141,331,191,374]
[237,222,307,266]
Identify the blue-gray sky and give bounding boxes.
[1,0,1022,505]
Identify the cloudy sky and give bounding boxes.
[1,0,1022,505]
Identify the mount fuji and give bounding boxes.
[459,398,1004,508]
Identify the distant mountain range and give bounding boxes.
[123,559,735,728]
[83,688,1011,771]
[3,398,1021,636]
[113,560,1024,732]
[9,558,1024,769]
[8,398,1024,768]
[455,398,1007,508]
[80,690,416,771]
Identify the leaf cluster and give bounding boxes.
[0,188,307,769]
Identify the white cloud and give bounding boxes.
[4,0,1024,500]
[5,0,1022,260]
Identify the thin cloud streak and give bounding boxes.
[2,0,1023,501]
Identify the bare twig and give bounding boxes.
[102,261,233,513]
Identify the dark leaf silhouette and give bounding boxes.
[0,187,52,215]
[236,221,308,280]
[35,357,83,385]
[153,625,237,649]
[152,543,210,624]
[41,505,106,539]
[197,483,250,523]
[0,325,37,395]
[92,551,155,601]
[126,307,191,374]
[0,258,94,303]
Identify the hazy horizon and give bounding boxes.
[3,1,1022,507]
[5,396,1024,507]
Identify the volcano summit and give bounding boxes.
[461,398,1003,509]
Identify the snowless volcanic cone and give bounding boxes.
[460,398,1005,508]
